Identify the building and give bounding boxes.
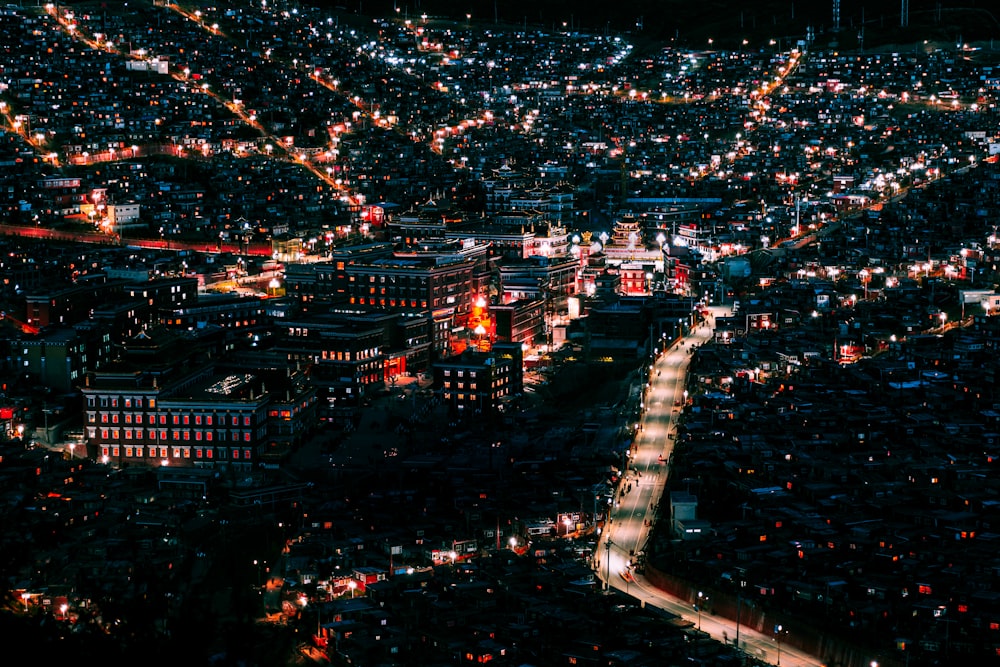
[491,299,545,347]
[163,292,267,331]
[436,342,523,416]
[273,313,386,423]
[347,253,479,357]
[107,202,142,229]
[83,366,271,469]
[24,274,127,329]
[15,321,112,393]
[284,243,394,307]
[498,255,578,314]
[81,330,273,468]
[125,277,199,313]
[385,199,468,244]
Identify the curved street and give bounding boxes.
[596,305,823,667]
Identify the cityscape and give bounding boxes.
[2,0,1000,665]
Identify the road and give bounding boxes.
[597,305,823,667]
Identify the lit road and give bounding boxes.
[597,305,823,667]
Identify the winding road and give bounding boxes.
[596,305,823,667]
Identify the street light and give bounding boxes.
[775,624,787,666]
[696,591,707,630]
[605,537,612,591]
[348,580,357,598]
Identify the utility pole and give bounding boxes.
[605,537,612,590]
[735,589,742,647]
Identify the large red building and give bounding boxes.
[81,330,316,468]
[82,366,270,468]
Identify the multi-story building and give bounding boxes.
[491,300,545,348]
[618,262,656,296]
[273,313,385,423]
[386,200,469,244]
[215,352,319,462]
[444,213,541,260]
[271,308,433,425]
[284,243,393,306]
[83,365,270,469]
[24,274,127,329]
[125,277,198,313]
[508,186,574,225]
[91,299,156,344]
[81,329,310,468]
[347,253,479,357]
[436,342,523,416]
[498,255,578,309]
[163,293,268,331]
[16,321,112,392]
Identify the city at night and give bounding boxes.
[2,0,1000,665]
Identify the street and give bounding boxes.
[597,305,823,667]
